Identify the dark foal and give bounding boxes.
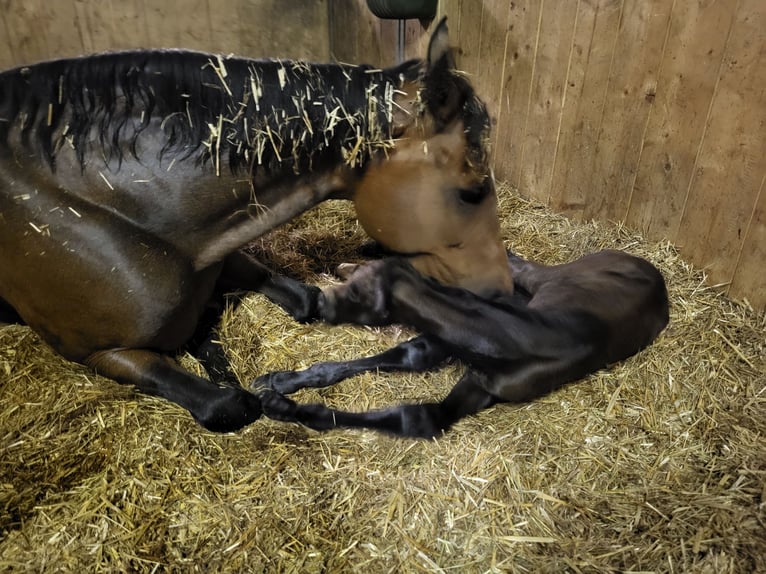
[0,19,511,431]
[256,250,669,438]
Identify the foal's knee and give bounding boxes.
[318,260,392,325]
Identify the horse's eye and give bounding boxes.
[458,185,486,204]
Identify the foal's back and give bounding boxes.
[511,250,669,363]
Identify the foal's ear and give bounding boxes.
[424,17,468,130]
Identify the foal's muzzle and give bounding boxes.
[316,289,338,324]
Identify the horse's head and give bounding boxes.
[353,18,512,297]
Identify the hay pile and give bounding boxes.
[1,183,764,572]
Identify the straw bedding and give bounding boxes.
[1,183,763,573]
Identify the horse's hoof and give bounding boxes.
[196,388,263,432]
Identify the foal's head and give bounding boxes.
[353,18,512,297]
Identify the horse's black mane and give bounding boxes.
[0,50,423,174]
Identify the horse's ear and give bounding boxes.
[427,17,454,70]
[424,17,467,130]
[389,60,424,137]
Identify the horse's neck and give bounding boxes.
[229,63,399,176]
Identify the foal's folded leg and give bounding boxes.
[382,260,589,367]
[259,368,497,438]
[323,258,560,365]
[252,335,450,394]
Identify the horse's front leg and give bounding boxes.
[220,250,321,323]
[86,348,262,432]
[260,368,497,438]
[253,335,450,394]
[185,250,321,383]
[182,292,245,385]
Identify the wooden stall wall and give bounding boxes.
[0,0,330,68]
[332,0,765,311]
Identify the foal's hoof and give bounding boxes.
[335,262,361,280]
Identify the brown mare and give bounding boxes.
[257,250,670,437]
[0,19,510,432]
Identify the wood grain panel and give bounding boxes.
[237,0,328,60]
[547,0,623,218]
[516,0,578,204]
[71,0,123,54]
[105,1,151,50]
[329,0,395,65]
[1,0,330,68]
[141,0,188,49]
[467,2,511,178]
[624,0,738,239]
[675,0,766,300]
[35,1,82,63]
[492,0,543,189]
[451,0,483,78]
[729,175,765,308]
[581,0,673,223]
[2,0,51,65]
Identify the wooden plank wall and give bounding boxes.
[0,0,330,68]
[332,0,765,311]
